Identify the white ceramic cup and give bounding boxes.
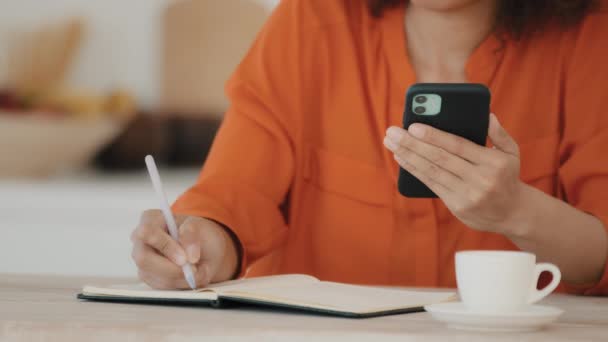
[456,251,561,313]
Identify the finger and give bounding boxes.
[387,137,466,193]
[140,264,209,290]
[167,264,210,289]
[133,218,187,266]
[403,124,488,164]
[385,128,473,179]
[132,209,188,243]
[193,263,213,287]
[131,209,165,243]
[488,113,519,156]
[138,269,166,289]
[393,152,452,198]
[142,265,203,290]
[179,218,225,285]
[131,242,185,280]
[179,217,204,264]
[138,270,191,290]
[138,270,174,290]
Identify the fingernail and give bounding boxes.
[187,245,199,264]
[174,251,186,266]
[386,127,404,141]
[408,124,425,138]
[383,136,398,150]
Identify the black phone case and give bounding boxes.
[398,83,491,198]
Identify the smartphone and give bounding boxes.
[398,83,491,198]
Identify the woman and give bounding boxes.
[131,0,608,295]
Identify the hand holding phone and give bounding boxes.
[384,84,527,234]
[397,83,491,198]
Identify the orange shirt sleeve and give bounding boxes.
[559,9,608,295]
[171,1,302,276]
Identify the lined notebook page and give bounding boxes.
[223,281,455,314]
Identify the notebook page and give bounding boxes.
[223,281,455,314]
[209,274,319,293]
[82,275,318,301]
[82,283,217,301]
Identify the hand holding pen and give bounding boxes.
[129,155,240,290]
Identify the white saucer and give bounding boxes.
[424,302,564,332]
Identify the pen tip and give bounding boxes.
[187,275,197,290]
[183,266,197,290]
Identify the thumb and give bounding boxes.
[488,113,519,156]
[179,217,203,264]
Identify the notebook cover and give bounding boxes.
[77,293,424,318]
[219,296,425,318]
[77,293,223,308]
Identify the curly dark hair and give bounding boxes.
[368,0,598,39]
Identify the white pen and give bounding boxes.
[144,155,197,290]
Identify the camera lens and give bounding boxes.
[414,106,426,114]
[415,96,427,104]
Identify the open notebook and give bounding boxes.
[78,274,455,318]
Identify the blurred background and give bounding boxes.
[0,0,278,278]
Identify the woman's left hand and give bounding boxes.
[384,113,526,234]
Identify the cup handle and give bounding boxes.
[528,263,561,304]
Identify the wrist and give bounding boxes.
[497,182,539,239]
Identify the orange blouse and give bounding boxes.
[173,0,608,295]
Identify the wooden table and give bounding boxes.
[2,274,607,341]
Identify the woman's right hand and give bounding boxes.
[130,210,240,289]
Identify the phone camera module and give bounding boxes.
[415,95,427,104]
[414,106,426,114]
